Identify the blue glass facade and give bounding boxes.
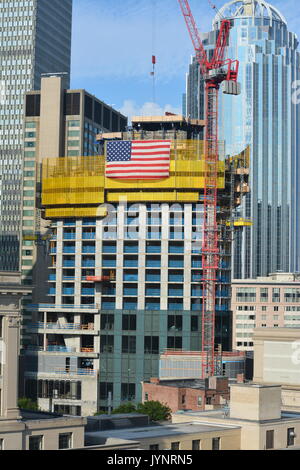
[185,0,300,278]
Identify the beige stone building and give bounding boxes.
[0,271,86,450]
[253,327,300,412]
[84,417,241,451]
[231,273,300,351]
[172,383,300,450]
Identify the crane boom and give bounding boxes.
[178,0,239,378]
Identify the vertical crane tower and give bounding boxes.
[178,0,240,378]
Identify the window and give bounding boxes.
[100,382,113,400]
[167,337,182,349]
[0,439,3,450]
[272,288,280,303]
[122,336,136,354]
[0,316,3,338]
[150,444,159,450]
[236,287,256,302]
[212,437,220,450]
[171,442,180,450]
[59,433,72,450]
[168,315,182,332]
[29,435,43,451]
[121,383,136,401]
[260,288,268,302]
[197,396,203,406]
[100,335,114,353]
[192,440,200,450]
[287,428,295,447]
[191,316,199,331]
[266,430,274,449]
[101,314,114,330]
[144,336,159,354]
[144,393,149,401]
[122,314,137,331]
[181,394,186,404]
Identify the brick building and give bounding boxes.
[141,376,229,413]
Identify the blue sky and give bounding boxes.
[71,0,300,120]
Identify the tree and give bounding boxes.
[136,401,171,422]
[18,398,39,411]
[112,402,137,414]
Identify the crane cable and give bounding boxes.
[151,0,157,105]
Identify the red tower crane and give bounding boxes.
[178,0,240,378]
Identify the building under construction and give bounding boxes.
[23,111,250,415]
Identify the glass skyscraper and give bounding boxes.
[0,0,72,270]
[184,0,300,278]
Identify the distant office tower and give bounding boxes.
[0,0,72,270]
[184,0,300,278]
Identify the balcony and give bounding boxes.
[63,233,76,240]
[124,244,138,254]
[63,247,76,254]
[82,260,95,268]
[82,232,96,240]
[82,246,96,254]
[146,259,161,268]
[27,322,96,331]
[63,260,75,268]
[123,273,138,282]
[169,289,184,297]
[103,245,117,254]
[169,260,184,268]
[169,274,184,282]
[46,346,76,353]
[82,288,95,296]
[102,258,117,268]
[146,288,160,296]
[192,260,202,268]
[53,369,96,376]
[124,259,138,268]
[64,221,76,227]
[123,288,138,296]
[62,288,75,295]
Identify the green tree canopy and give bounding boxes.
[112,402,137,414]
[18,398,39,411]
[136,401,171,422]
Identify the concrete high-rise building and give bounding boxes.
[0,0,73,271]
[184,0,300,279]
[22,113,249,415]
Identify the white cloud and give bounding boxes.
[119,100,181,122]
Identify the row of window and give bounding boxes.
[236,287,300,303]
[101,314,200,332]
[149,438,220,451]
[100,335,183,354]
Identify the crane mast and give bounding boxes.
[178,0,239,378]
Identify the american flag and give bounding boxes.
[105,140,171,179]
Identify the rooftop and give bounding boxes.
[85,421,241,446]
